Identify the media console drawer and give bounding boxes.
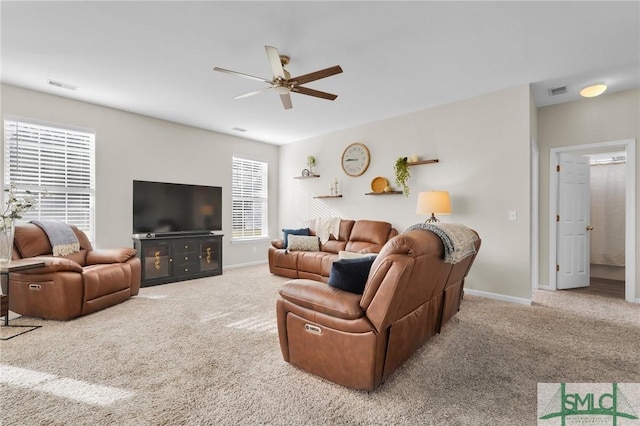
[133,234,223,287]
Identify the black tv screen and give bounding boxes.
[133,180,222,234]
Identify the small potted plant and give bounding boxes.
[307,155,316,175]
[394,157,411,196]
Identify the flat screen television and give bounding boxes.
[133,180,222,235]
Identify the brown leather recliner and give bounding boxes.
[276,228,480,391]
[8,223,141,320]
[268,219,398,282]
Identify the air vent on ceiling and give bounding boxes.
[548,86,567,96]
[47,79,78,91]
[232,127,247,133]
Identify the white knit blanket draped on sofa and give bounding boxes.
[404,222,477,264]
[306,217,342,244]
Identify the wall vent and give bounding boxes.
[48,79,78,91]
[548,86,567,96]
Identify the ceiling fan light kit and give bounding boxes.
[273,84,291,95]
[213,45,343,110]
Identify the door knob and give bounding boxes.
[586,225,594,231]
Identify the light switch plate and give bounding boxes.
[508,210,517,221]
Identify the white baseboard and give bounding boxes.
[223,260,268,270]
[535,286,639,304]
[464,288,532,306]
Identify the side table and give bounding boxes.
[1,258,45,340]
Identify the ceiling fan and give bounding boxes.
[213,46,343,110]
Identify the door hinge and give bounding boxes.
[556,214,560,222]
[556,165,560,172]
[556,264,560,272]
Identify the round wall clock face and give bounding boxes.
[341,143,370,177]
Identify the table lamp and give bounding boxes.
[416,190,451,223]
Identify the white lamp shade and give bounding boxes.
[416,191,451,215]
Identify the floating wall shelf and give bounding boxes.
[407,159,439,166]
[313,195,342,199]
[293,174,320,179]
[365,191,403,196]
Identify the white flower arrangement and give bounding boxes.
[2,183,36,220]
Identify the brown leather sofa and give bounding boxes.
[276,228,481,391]
[8,223,141,320]
[268,219,398,282]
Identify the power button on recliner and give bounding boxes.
[304,324,322,335]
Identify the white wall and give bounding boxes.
[537,88,640,298]
[279,85,533,302]
[0,84,280,267]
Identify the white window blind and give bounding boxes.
[232,156,268,240]
[3,118,96,242]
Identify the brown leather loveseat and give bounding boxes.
[8,223,141,320]
[276,227,481,391]
[268,219,398,282]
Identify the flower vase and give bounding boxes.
[0,218,15,264]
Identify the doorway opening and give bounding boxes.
[548,139,636,303]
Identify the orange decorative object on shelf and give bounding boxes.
[370,176,389,193]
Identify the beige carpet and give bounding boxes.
[1,265,639,425]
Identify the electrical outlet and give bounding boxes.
[508,210,517,221]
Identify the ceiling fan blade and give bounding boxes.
[265,46,286,79]
[291,65,343,85]
[280,93,293,110]
[292,86,338,101]
[213,67,271,84]
[234,87,272,99]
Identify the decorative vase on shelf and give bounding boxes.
[0,217,15,264]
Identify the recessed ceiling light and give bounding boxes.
[579,83,607,98]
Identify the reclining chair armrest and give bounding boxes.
[278,279,365,320]
[271,239,285,249]
[18,256,83,274]
[86,248,137,265]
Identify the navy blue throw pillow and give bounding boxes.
[327,257,375,294]
[282,228,310,249]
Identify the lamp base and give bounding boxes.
[425,214,440,223]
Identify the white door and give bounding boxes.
[557,153,591,289]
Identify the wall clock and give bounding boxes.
[341,143,370,177]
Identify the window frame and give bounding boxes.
[231,156,269,242]
[3,116,96,242]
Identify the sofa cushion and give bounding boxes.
[327,257,375,294]
[344,220,393,253]
[83,263,131,301]
[20,256,84,274]
[288,235,320,252]
[338,250,378,260]
[282,228,310,249]
[13,223,53,258]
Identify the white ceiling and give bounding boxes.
[1,1,638,145]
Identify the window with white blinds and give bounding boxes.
[3,118,96,242]
[232,156,268,240]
